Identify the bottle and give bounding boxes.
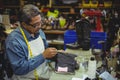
[87,57,97,79]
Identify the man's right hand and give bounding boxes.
[43,47,57,58]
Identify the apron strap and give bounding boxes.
[19,27,39,80]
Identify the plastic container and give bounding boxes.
[64,30,77,50]
[82,0,90,8]
[90,0,98,8]
[90,31,107,38]
[104,1,112,8]
[90,31,107,49]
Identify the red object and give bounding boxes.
[83,10,103,32]
[41,7,49,13]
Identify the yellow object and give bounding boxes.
[90,0,98,8]
[81,13,86,18]
[104,1,112,8]
[59,18,66,28]
[82,0,98,8]
[47,10,59,18]
[82,0,90,8]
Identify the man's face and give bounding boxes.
[26,15,42,34]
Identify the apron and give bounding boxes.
[12,36,51,80]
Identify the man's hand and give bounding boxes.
[43,47,57,58]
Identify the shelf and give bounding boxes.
[52,5,85,9]
[52,6,73,8]
[62,12,79,15]
[52,5,112,9]
[47,40,64,45]
[3,6,20,8]
[48,42,64,45]
[43,30,65,34]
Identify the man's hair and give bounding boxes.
[18,4,41,24]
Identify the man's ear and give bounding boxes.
[21,22,28,28]
[21,22,26,26]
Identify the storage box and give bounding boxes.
[90,31,107,49]
[64,30,77,43]
[104,1,112,8]
[90,0,98,8]
[82,0,90,8]
[64,30,77,49]
[90,31,107,38]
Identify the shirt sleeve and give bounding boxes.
[5,39,45,75]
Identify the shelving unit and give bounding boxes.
[1,0,119,49]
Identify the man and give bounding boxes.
[5,4,57,80]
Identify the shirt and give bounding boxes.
[5,27,48,75]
